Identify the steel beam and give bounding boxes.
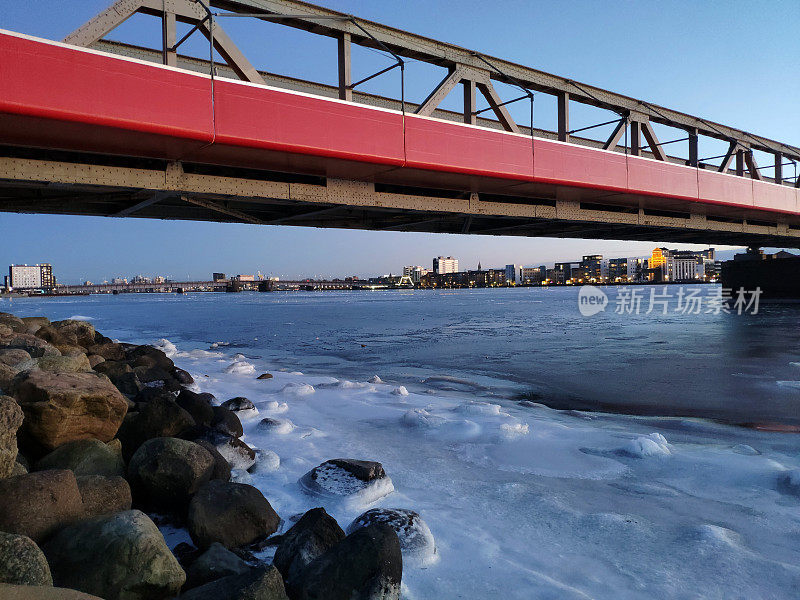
[463,80,477,125]
[718,141,738,173]
[775,153,783,184]
[557,91,569,142]
[603,118,627,151]
[112,191,172,217]
[162,10,177,66]
[415,67,464,117]
[745,151,762,181]
[337,32,352,101]
[180,195,265,224]
[688,129,699,167]
[630,120,642,156]
[476,82,520,134]
[641,121,667,161]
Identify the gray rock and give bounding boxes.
[212,405,244,438]
[184,542,250,590]
[177,390,215,427]
[0,583,104,599]
[0,396,23,479]
[173,368,195,385]
[0,349,32,368]
[10,370,128,452]
[195,429,255,471]
[195,440,232,482]
[347,508,436,567]
[222,397,255,412]
[43,509,185,600]
[23,354,92,374]
[179,566,288,600]
[188,480,280,549]
[34,438,124,477]
[287,524,402,600]
[1,333,60,358]
[93,361,142,397]
[117,396,195,460]
[128,437,214,510]
[0,470,84,543]
[0,531,53,586]
[76,475,132,518]
[299,459,394,506]
[273,507,345,583]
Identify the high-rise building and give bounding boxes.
[433,256,459,274]
[403,265,429,283]
[7,264,54,291]
[581,255,603,281]
[521,266,546,284]
[505,264,523,285]
[608,258,628,281]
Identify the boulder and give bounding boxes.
[86,355,105,369]
[173,367,194,384]
[0,531,53,586]
[0,349,31,368]
[11,371,128,452]
[222,397,255,412]
[93,361,142,397]
[49,320,97,349]
[299,459,394,507]
[0,584,104,599]
[0,314,26,333]
[177,390,215,427]
[132,365,175,386]
[20,317,50,334]
[179,566,288,600]
[257,418,294,435]
[24,355,92,374]
[11,462,26,476]
[347,508,436,567]
[256,373,273,380]
[2,334,60,358]
[43,510,185,600]
[212,405,244,438]
[83,343,125,361]
[127,346,174,371]
[0,363,18,392]
[77,475,132,517]
[273,508,345,583]
[287,524,402,600]
[128,437,214,510]
[132,387,175,404]
[195,440,231,482]
[117,396,195,461]
[187,480,280,549]
[249,449,280,475]
[194,430,255,471]
[184,542,250,591]
[0,396,23,478]
[34,438,124,477]
[0,470,84,543]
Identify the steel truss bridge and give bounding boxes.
[1,0,799,247]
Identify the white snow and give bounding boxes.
[133,338,800,598]
[224,360,256,375]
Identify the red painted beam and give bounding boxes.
[0,29,797,218]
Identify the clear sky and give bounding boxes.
[1,1,798,283]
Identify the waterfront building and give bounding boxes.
[521,266,546,284]
[403,265,429,283]
[433,256,459,274]
[581,255,603,281]
[505,264,523,285]
[212,273,226,282]
[627,258,645,282]
[111,277,128,284]
[7,264,54,291]
[608,258,628,281]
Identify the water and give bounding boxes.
[5,288,800,598]
[6,286,800,425]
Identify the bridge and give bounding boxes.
[1,0,799,248]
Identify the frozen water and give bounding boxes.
[7,290,800,598]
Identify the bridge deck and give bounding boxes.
[1,29,799,246]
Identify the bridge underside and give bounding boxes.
[2,146,798,248]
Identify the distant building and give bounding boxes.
[505,264,523,285]
[433,256,459,274]
[403,265,429,283]
[581,255,603,281]
[212,273,227,282]
[521,266,546,284]
[111,277,128,284]
[608,258,628,281]
[131,275,151,284]
[234,274,255,282]
[7,264,54,291]
[627,258,645,282]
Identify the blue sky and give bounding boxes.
[1,0,798,283]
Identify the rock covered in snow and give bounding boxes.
[194,430,256,471]
[778,469,800,496]
[347,508,437,567]
[280,383,315,396]
[299,459,394,508]
[619,433,672,458]
[257,418,295,435]
[391,386,409,396]
[249,449,281,474]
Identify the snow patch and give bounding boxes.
[620,433,672,458]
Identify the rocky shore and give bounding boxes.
[0,311,417,600]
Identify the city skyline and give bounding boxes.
[1,0,797,284]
